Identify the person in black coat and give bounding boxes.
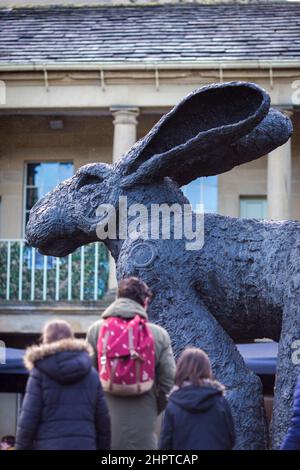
[281,373,300,450]
[159,347,235,450]
[16,319,111,450]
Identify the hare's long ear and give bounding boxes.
[119,82,291,187]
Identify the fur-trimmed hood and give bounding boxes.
[24,339,94,384]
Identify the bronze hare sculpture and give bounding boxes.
[26,82,297,449]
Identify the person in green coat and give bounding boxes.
[87,277,176,450]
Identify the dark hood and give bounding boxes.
[170,384,224,413]
[24,338,94,384]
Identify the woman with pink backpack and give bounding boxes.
[87,277,176,450]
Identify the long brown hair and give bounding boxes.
[175,347,214,387]
[42,319,74,344]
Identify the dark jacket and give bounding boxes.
[159,383,235,450]
[281,374,300,450]
[16,339,111,450]
[87,297,176,450]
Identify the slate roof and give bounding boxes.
[0,2,299,66]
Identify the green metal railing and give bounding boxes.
[0,240,109,302]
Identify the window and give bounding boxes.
[24,162,74,228]
[239,196,267,220]
[183,176,218,213]
[24,162,74,268]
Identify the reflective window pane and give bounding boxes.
[25,162,74,235]
[183,176,218,213]
[26,162,74,210]
[26,188,39,210]
[240,196,267,219]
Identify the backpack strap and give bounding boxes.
[135,359,141,394]
[128,327,134,355]
[100,329,110,372]
[128,326,143,360]
[128,325,142,393]
[109,359,118,393]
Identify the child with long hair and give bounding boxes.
[159,347,235,450]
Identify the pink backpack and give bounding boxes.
[97,315,155,396]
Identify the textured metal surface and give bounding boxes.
[26,82,295,449]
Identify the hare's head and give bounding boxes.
[26,81,292,257]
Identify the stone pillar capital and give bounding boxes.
[110,106,139,125]
[111,106,139,163]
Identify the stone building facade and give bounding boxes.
[0,0,299,437]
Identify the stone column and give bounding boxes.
[111,107,139,161]
[108,107,139,290]
[267,109,293,220]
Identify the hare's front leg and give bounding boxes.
[271,299,300,448]
[154,294,268,449]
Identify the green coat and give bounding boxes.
[86,297,176,450]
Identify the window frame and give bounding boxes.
[239,195,267,220]
[23,160,74,237]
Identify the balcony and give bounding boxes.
[0,240,109,302]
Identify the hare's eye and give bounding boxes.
[77,174,103,190]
